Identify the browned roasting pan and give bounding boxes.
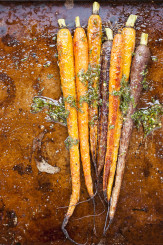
[0,0,162,244]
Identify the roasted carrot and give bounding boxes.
[57,19,81,243]
[104,33,151,234]
[87,1,102,169]
[122,14,137,81]
[106,15,137,202]
[74,16,94,198]
[103,32,124,199]
[97,28,113,176]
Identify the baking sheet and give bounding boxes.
[0,1,162,244]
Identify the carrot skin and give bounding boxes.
[97,40,112,176]
[109,43,151,220]
[103,33,124,197]
[87,13,102,167]
[106,26,136,201]
[57,27,80,219]
[74,26,94,197]
[122,27,136,81]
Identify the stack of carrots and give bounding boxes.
[56,1,151,243]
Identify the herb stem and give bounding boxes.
[34,96,58,105]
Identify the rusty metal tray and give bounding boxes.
[0,1,162,244]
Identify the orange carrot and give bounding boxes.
[106,15,137,202]
[74,16,94,198]
[87,1,102,169]
[57,19,80,243]
[103,33,124,199]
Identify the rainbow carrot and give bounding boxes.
[74,16,94,198]
[103,32,124,199]
[106,15,137,201]
[87,1,102,170]
[57,19,80,244]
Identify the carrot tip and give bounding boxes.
[103,218,113,236]
[92,197,97,236]
[62,216,69,231]
[103,190,107,202]
[62,216,87,245]
[126,14,137,27]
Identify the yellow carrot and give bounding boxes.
[87,1,102,168]
[74,16,94,198]
[57,19,80,243]
[122,14,137,81]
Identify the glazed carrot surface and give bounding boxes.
[74,16,94,197]
[106,15,137,202]
[87,2,102,168]
[97,28,113,176]
[108,33,151,227]
[103,33,124,199]
[57,19,80,225]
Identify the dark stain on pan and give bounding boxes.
[6,210,17,228]
[0,73,16,106]
[37,175,53,192]
[1,34,19,47]
[143,158,153,178]
[13,163,32,175]
[0,208,17,228]
[40,227,64,243]
[0,26,7,37]
[132,207,148,212]
[32,78,42,93]
[0,199,5,221]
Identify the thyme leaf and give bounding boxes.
[64,95,77,109]
[31,96,69,126]
[64,136,79,150]
[109,125,115,130]
[112,75,131,116]
[142,77,148,90]
[79,94,89,107]
[132,101,163,136]
[89,114,98,126]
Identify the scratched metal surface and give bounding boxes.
[0,2,163,245]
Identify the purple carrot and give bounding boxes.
[97,28,113,176]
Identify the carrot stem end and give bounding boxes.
[93,1,100,14]
[126,14,137,27]
[105,28,113,41]
[140,33,148,46]
[58,19,66,28]
[75,16,80,28]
